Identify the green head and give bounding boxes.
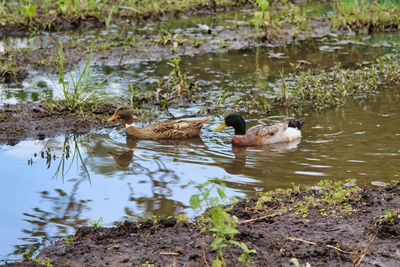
[213,113,246,135]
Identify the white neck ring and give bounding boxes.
[125,122,136,128]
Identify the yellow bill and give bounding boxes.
[213,121,227,132]
[108,113,120,122]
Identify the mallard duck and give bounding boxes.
[213,113,305,147]
[108,106,210,139]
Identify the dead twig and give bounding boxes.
[240,211,284,224]
[353,235,376,267]
[286,236,354,255]
[335,248,343,267]
[159,252,180,256]
[202,243,210,267]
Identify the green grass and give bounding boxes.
[54,48,110,114]
[256,179,363,218]
[0,0,243,31]
[331,0,400,31]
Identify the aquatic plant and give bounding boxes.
[252,0,311,39]
[190,178,257,267]
[152,28,187,47]
[132,57,198,108]
[278,54,400,110]
[331,0,400,32]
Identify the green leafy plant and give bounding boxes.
[64,235,75,245]
[190,178,256,267]
[377,209,400,225]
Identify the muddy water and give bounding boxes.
[1,32,400,264]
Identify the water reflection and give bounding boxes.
[12,176,90,256]
[218,139,301,175]
[108,137,137,169]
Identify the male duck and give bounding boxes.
[108,106,210,139]
[213,113,305,147]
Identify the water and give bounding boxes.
[1,7,400,262]
[1,86,400,259]
[1,31,399,106]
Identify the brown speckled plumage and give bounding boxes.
[108,106,209,140]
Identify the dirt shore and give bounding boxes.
[0,102,118,146]
[4,182,400,266]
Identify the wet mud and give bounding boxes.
[0,103,118,146]
[6,183,400,266]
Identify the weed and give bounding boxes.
[190,178,256,267]
[23,249,32,260]
[25,252,54,267]
[157,57,197,102]
[331,0,400,32]
[291,258,311,267]
[54,48,110,114]
[377,209,400,225]
[153,28,186,47]
[89,217,104,228]
[64,235,75,245]
[278,55,400,110]
[218,40,227,48]
[257,179,362,218]
[252,0,312,39]
[175,213,190,223]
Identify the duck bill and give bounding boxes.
[108,113,120,122]
[213,121,227,132]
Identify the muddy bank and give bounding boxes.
[6,182,400,266]
[0,102,118,146]
[1,17,332,82]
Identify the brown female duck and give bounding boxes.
[108,106,210,139]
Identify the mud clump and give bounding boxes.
[0,102,118,146]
